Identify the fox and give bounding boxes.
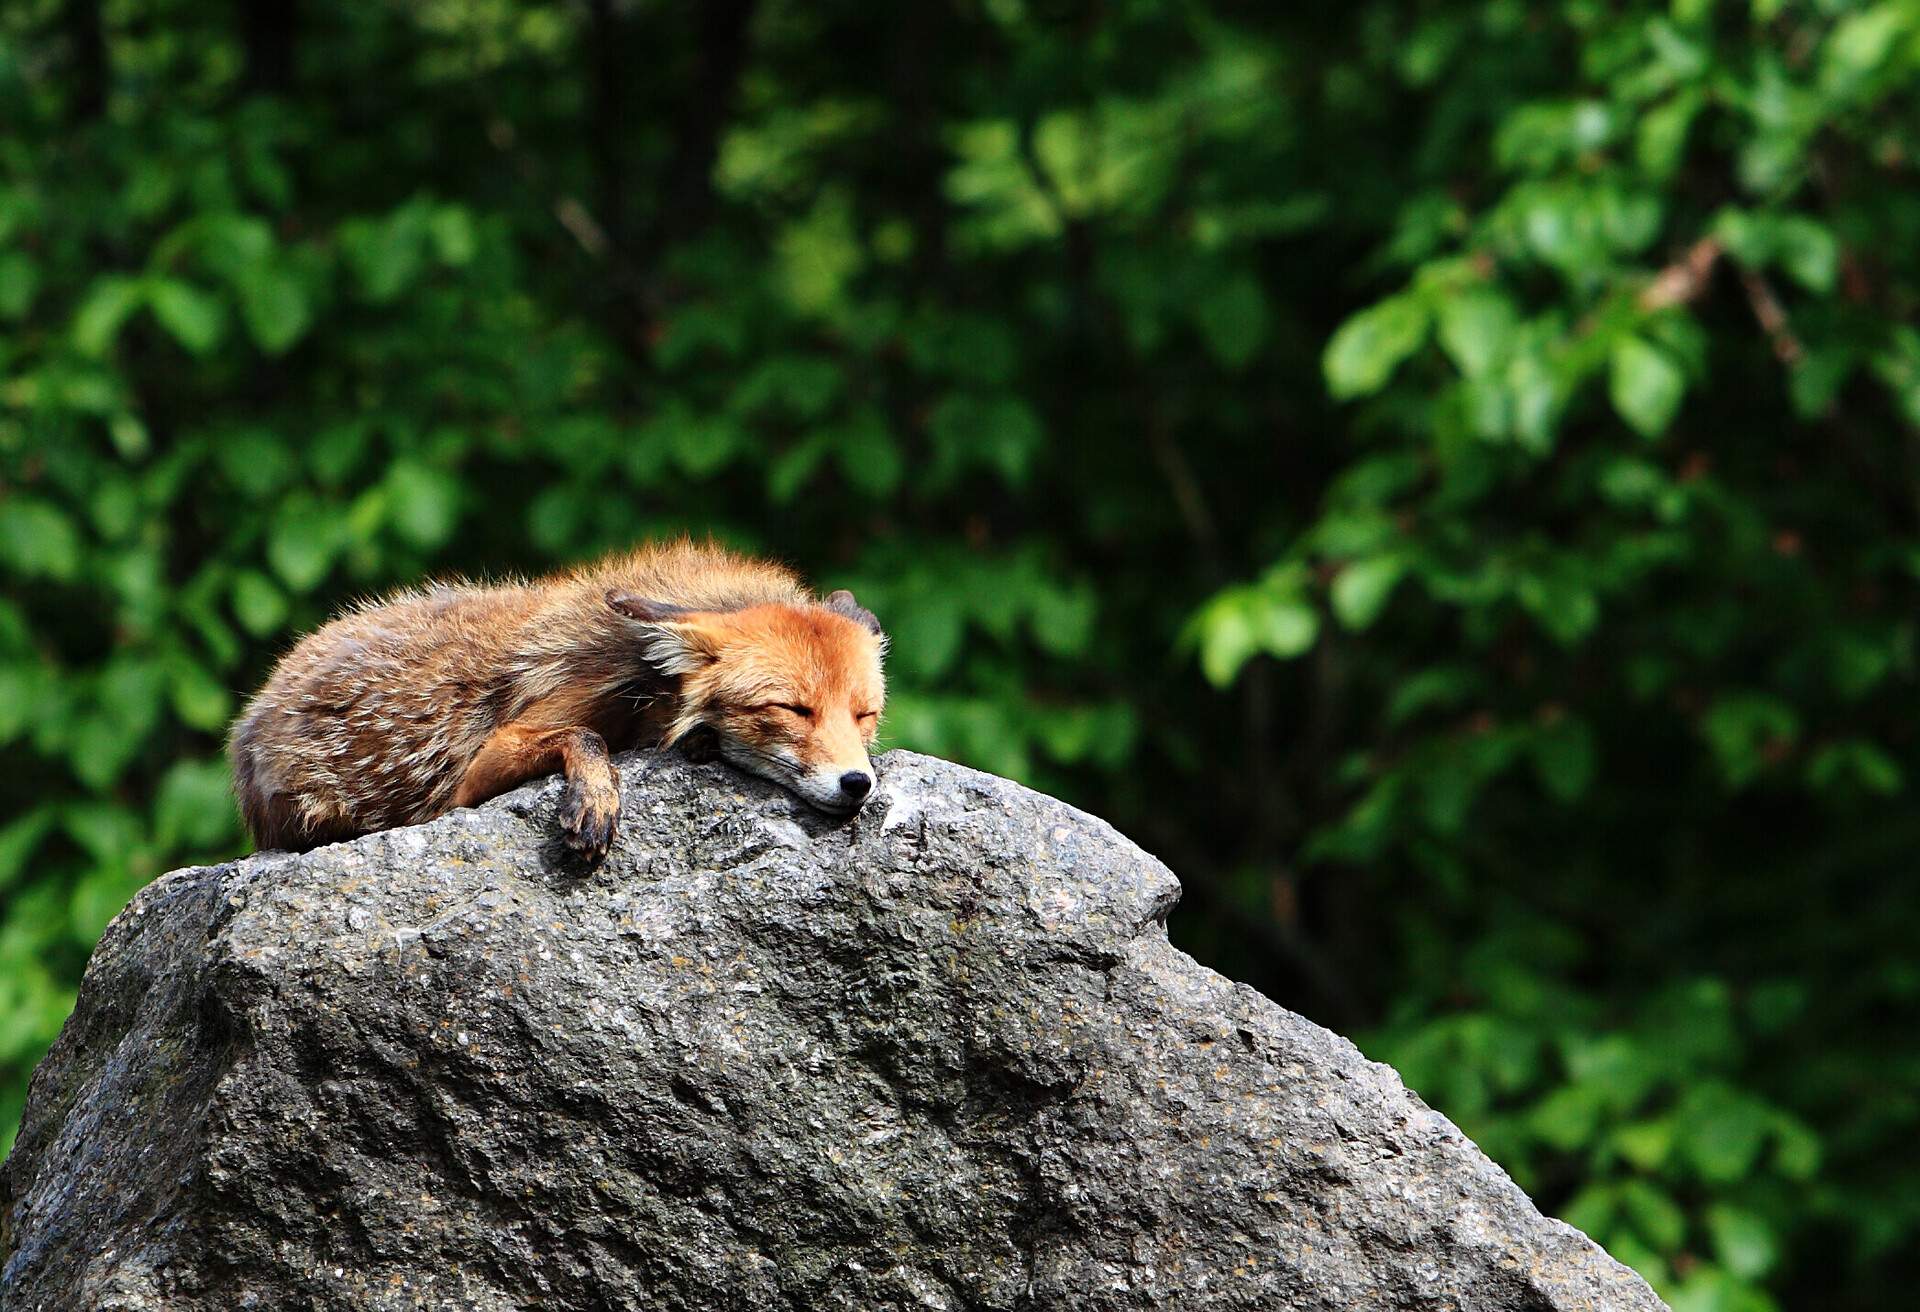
[228,539,886,864]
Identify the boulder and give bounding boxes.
[1,750,1665,1311]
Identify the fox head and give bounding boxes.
[608,589,886,814]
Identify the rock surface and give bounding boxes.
[2,750,1665,1311]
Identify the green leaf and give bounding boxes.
[231,569,289,636]
[154,757,241,852]
[1437,291,1518,379]
[63,803,144,864]
[1772,215,1838,294]
[1703,694,1798,789]
[1611,1118,1674,1171]
[237,266,311,354]
[214,428,300,498]
[1678,1084,1773,1183]
[1194,273,1269,370]
[0,807,54,895]
[1528,1084,1602,1152]
[1619,1179,1688,1252]
[1705,1205,1778,1280]
[1610,336,1686,438]
[0,500,83,582]
[69,864,147,944]
[1516,569,1599,647]
[833,411,905,497]
[267,508,343,592]
[1823,3,1909,89]
[1806,739,1903,795]
[147,279,228,356]
[342,206,428,302]
[1330,557,1405,630]
[669,412,745,479]
[888,600,966,681]
[1324,295,1430,400]
[72,276,144,356]
[928,393,1045,486]
[0,251,40,320]
[766,437,831,505]
[385,461,460,549]
[1772,1117,1821,1181]
[1637,92,1702,180]
[1531,716,1596,802]
[430,204,478,264]
[169,659,233,733]
[1194,584,1320,687]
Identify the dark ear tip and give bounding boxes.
[823,588,884,637]
[608,591,689,623]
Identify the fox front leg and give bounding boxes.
[454,722,622,864]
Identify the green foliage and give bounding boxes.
[1,3,1917,1307]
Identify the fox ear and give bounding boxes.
[824,589,884,638]
[608,591,719,675]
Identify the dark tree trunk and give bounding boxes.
[645,0,758,259]
[236,0,300,94]
[61,0,107,123]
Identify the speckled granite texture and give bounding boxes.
[1,750,1665,1311]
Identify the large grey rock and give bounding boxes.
[2,750,1664,1311]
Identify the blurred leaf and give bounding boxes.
[230,570,289,637]
[1703,694,1797,789]
[1612,1119,1675,1171]
[154,757,241,852]
[147,279,228,356]
[1706,1205,1778,1281]
[1619,1179,1687,1253]
[72,276,143,355]
[267,506,343,592]
[0,251,40,320]
[236,265,311,354]
[0,808,54,896]
[1677,1084,1773,1183]
[1324,295,1430,399]
[0,500,83,582]
[1438,291,1518,379]
[833,411,904,497]
[1330,556,1406,630]
[1530,717,1596,802]
[342,205,428,302]
[386,462,461,549]
[1529,1084,1602,1152]
[1194,272,1269,369]
[1610,336,1685,438]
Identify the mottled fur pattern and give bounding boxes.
[229,540,886,861]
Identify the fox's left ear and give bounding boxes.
[824,589,885,639]
[608,590,721,675]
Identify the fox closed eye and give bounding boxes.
[768,703,815,719]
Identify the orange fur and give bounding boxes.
[229,540,886,862]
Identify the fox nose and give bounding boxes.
[838,771,873,804]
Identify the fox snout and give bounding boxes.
[795,761,876,814]
[708,733,876,814]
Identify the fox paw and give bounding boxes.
[560,768,620,865]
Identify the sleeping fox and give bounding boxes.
[228,540,886,863]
